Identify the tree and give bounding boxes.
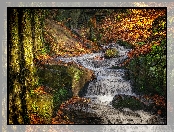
[9,8,25,124]
[32,9,44,57]
[8,8,44,124]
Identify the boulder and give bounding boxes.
[112,94,146,111]
[112,94,166,118]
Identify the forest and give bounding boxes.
[8,8,167,124]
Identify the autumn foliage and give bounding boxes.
[43,19,99,58]
[8,8,167,125]
[52,96,90,124]
[99,9,166,44]
[96,9,166,65]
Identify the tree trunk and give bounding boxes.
[9,8,25,124]
[8,8,39,124]
[32,9,44,58]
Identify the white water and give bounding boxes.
[56,43,164,124]
[58,43,134,105]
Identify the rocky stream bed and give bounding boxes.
[52,43,166,124]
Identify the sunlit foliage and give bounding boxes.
[8,8,167,125]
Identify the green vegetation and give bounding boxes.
[53,87,71,117]
[8,8,167,124]
[127,40,166,96]
[104,48,119,58]
[126,15,166,97]
[28,91,53,124]
[33,63,94,123]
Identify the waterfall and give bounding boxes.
[58,43,134,105]
[84,68,133,105]
[56,43,165,124]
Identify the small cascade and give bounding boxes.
[58,43,133,105]
[56,43,165,124]
[84,69,133,105]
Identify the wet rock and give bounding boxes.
[55,43,166,124]
[53,96,165,124]
[53,96,104,124]
[112,94,146,111]
[112,94,167,120]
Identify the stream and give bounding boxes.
[56,43,165,124]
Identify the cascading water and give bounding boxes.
[85,68,133,105]
[57,43,164,124]
[59,43,133,105]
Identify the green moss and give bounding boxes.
[53,87,72,114]
[37,65,72,89]
[34,63,94,121]
[67,66,84,96]
[37,64,92,96]
[104,48,119,58]
[127,41,166,97]
[27,92,53,124]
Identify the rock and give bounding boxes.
[112,94,146,111]
[112,94,167,119]
[53,97,104,124]
[52,94,166,124]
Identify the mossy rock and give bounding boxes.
[52,87,73,117]
[37,65,72,90]
[34,62,95,123]
[104,48,119,58]
[37,63,94,96]
[112,94,145,111]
